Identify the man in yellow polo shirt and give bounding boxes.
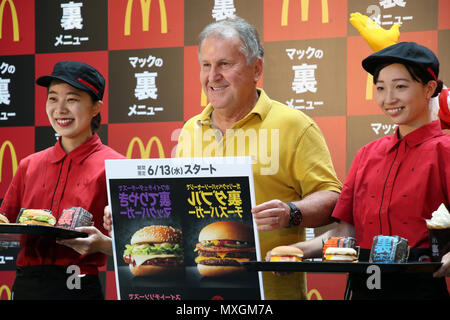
[176,17,342,300]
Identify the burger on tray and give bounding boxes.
[269,246,303,262]
[195,221,256,277]
[0,213,9,224]
[323,247,358,262]
[17,209,56,227]
[123,225,184,276]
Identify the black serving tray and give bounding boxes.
[0,223,88,239]
[241,261,442,274]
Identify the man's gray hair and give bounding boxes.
[198,17,264,65]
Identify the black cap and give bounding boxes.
[36,61,105,100]
[362,42,439,81]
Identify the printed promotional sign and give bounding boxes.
[0,55,35,126]
[108,47,184,123]
[35,0,108,53]
[106,157,264,300]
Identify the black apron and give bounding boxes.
[344,249,449,300]
[12,265,104,300]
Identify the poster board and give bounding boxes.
[106,157,264,300]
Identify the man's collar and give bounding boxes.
[250,88,271,121]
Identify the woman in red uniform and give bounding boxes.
[267,42,450,299]
[0,61,124,299]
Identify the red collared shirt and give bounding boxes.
[438,88,450,129]
[332,120,450,249]
[1,134,124,274]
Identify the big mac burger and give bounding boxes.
[123,225,184,276]
[195,221,256,277]
[18,209,56,226]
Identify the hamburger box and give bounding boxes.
[56,207,93,230]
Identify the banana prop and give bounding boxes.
[349,12,449,131]
[350,12,400,52]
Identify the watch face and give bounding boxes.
[288,202,302,226]
[291,212,301,226]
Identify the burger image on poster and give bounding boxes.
[123,225,184,276]
[194,221,256,277]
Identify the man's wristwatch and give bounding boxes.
[286,202,302,228]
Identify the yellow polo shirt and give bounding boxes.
[177,89,342,299]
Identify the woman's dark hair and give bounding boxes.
[373,61,443,98]
[88,93,101,133]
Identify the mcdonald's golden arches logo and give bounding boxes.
[124,0,167,36]
[281,0,329,25]
[0,0,19,41]
[307,288,323,300]
[0,285,11,300]
[366,74,374,100]
[126,137,166,159]
[0,140,18,182]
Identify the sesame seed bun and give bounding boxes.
[131,225,182,245]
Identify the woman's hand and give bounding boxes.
[433,251,450,278]
[57,226,112,256]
